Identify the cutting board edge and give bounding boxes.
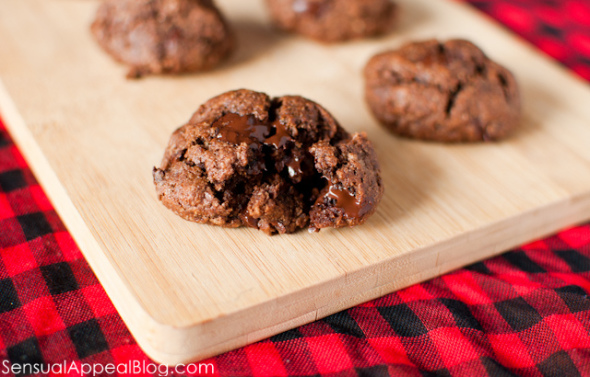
[139,191,590,365]
[0,78,166,355]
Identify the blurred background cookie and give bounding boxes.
[364,39,521,142]
[265,0,397,43]
[91,0,234,78]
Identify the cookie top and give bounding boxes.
[91,0,234,78]
[364,39,521,142]
[265,0,397,43]
[153,89,384,234]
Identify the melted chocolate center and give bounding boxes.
[318,184,371,219]
[284,150,314,183]
[240,213,259,228]
[214,113,370,224]
[213,113,293,149]
[265,122,292,148]
[286,155,304,180]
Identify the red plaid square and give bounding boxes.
[54,232,83,262]
[429,327,481,367]
[488,332,535,368]
[306,334,353,375]
[367,337,412,366]
[0,193,14,221]
[81,285,117,319]
[245,342,288,377]
[23,296,66,337]
[28,185,53,212]
[441,272,494,305]
[0,243,37,277]
[545,313,590,351]
[559,225,590,249]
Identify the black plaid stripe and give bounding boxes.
[0,278,21,313]
[556,250,590,273]
[537,351,581,377]
[465,261,492,275]
[354,365,391,377]
[377,304,428,338]
[17,213,53,242]
[68,319,109,359]
[494,297,543,332]
[503,251,546,273]
[323,312,365,338]
[439,299,483,331]
[0,129,10,148]
[40,262,79,296]
[0,170,27,193]
[480,357,519,377]
[7,338,44,377]
[271,328,305,342]
[555,285,590,314]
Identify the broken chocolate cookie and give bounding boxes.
[91,0,234,78]
[364,39,521,142]
[153,89,384,234]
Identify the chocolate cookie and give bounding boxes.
[153,89,384,234]
[91,0,234,78]
[364,39,521,142]
[265,0,397,43]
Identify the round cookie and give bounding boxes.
[91,0,234,78]
[265,0,397,43]
[364,39,521,142]
[153,89,384,234]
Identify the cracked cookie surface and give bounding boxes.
[153,89,384,234]
[91,0,234,78]
[364,39,521,142]
[265,0,397,43]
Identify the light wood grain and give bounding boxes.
[1,0,590,365]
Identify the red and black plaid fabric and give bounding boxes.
[469,0,590,81]
[1,0,590,376]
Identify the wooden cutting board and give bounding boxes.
[2,0,590,365]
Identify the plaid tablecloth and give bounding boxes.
[1,0,590,376]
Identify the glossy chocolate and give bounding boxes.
[214,113,265,146]
[266,120,292,148]
[318,184,372,219]
[285,150,313,183]
[240,213,259,228]
[214,113,293,149]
